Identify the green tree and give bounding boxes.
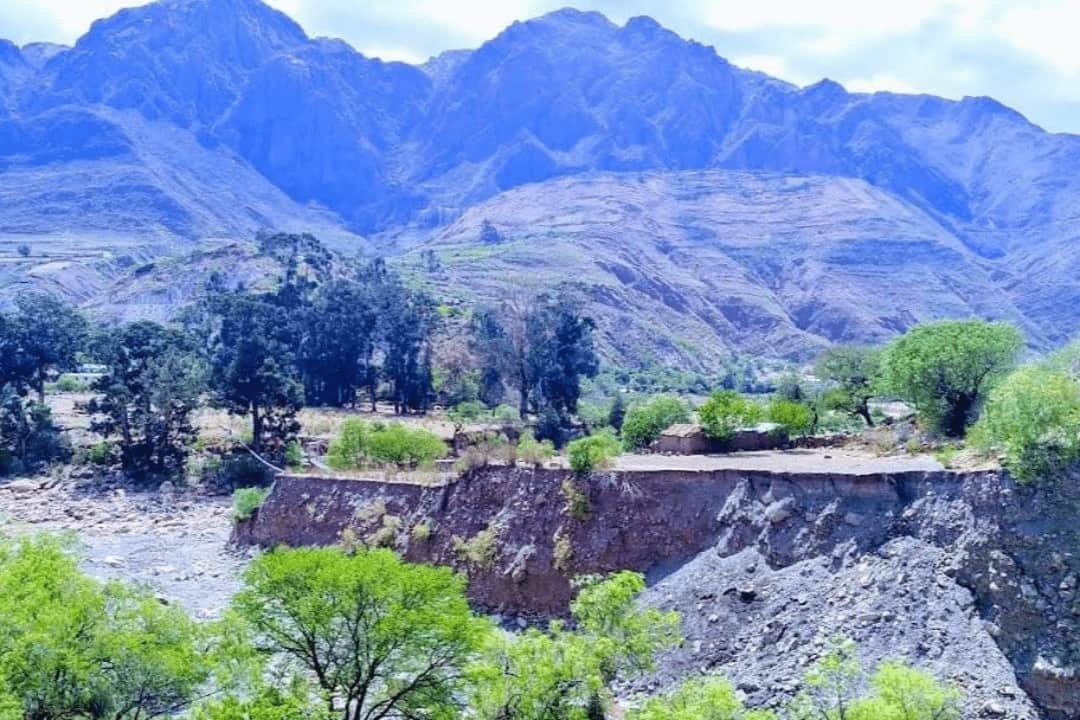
[0,535,208,720]
[816,346,882,427]
[969,365,1080,482]
[621,396,690,450]
[0,385,69,475]
[607,394,627,432]
[766,398,814,437]
[193,681,327,720]
[232,546,489,720]
[698,390,763,440]
[89,322,205,480]
[879,320,1021,436]
[629,676,776,720]
[204,293,304,457]
[470,572,679,720]
[11,292,88,403]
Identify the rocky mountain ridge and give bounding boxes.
[0,0,1078,361]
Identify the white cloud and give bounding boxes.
[0,0,143,45]
[844,73,920,95]
[997,1,1080,76]
[732,54,807,84]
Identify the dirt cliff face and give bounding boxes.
[236,466,1078,720]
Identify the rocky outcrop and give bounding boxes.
[238,465,1078,719]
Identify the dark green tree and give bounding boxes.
[11,292,88,403]
[204,293,304,457]
[89,322,205,479]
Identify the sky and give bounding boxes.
[2,0,1079,134]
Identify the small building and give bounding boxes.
[652,422,788,455]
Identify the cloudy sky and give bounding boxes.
[2,0,1079,134]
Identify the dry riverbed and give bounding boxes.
[0,470,248,618]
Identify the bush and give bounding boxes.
[766,398,814,437]
[284,439,302,469]
[231,487,269,521]
[621,395,690,450]
[212,453,276,490]
[327,419,448,470]
[567,429,621,474]
[517,430,556,467]
[969,366,1080,482]
[54,374,89,393]
[698,390,763,440]
[87,441,115,466]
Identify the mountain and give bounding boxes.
[0,0,1077,363]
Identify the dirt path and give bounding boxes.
[0,474,248,618]
[610,448,946,474]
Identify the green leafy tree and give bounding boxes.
[0,385,69,475]
[969,365,1080,482]
[0,535,208,720]
[816,346,882,427]
[326,419,447,470]
[698,390,763,440]
[629,676,776,720]
[470,572,679,720]
[607,394,627,432]
[11,292,88,403]
[204,293,304,457]
[879,320,1022,436]
[766,398,814,437]
[89,322,205,479]
[232,546,489,720]
[621,396,690,450]
[194,680,327,720]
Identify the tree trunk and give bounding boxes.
[858,403,875,427]
[251,403,262,453]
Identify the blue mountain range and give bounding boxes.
[0,0,1077,361]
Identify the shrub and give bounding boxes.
[87,441,115,466]
[766,398,814,437]
[447,401,486,430]
[327,419,447,470]
[55,374,88,393]
[517,430,556,467]
[698,390,763,440]
[284,439,302,469]
[561,478,591,519]
[553,531,573,572]
[411,522,432,542]
[214,453,275,490]
[491,404,520,424]
[969,365,1080,482]
[621,395,690,450]
[452,524,500,569]
[879,320,1022,436]
[231,487,269,521]
[567,429,621,474]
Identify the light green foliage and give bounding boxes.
[766,398,814,437]
[0,536,208,720]
[326,418,448,470]
[816,346,882,427]
[54,374,90,393]
[852,661,963,720]
[629,676,776,720]
[283,439,302,469]
[193,681,327,720]
[567,429,621,473]
[561,477,591,519]
[621,395,690,449]
[469,571,680,720]
[491,404,520,423]
[448,400,486,430]
[879,321,1022,436]
[698,390,763,440]
[517,430,556,467]
[969,365,1080,482]
[788,638,962,720]
[231,487,269,521]
[233,546,489,720]
[452,523,500,569]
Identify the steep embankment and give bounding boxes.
[237,465,1079,719]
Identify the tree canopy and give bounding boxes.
[879,320,1022,436]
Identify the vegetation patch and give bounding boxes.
[567,430,621,474]
[230,487,269,522]
[452,523,501,570]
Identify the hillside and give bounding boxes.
[0,0,1078,362]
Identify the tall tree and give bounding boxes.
[89,322,205,479]
[816,345,882,427]
[204,292,304,456]
[11,292,88,403]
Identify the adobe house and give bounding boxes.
[652,422,788,454]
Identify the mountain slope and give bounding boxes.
[0,0,1077,361]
